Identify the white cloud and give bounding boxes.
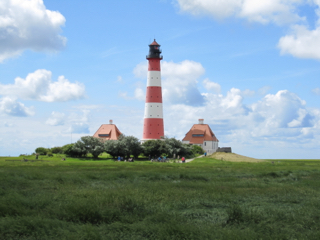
[221,88,243,108]
[176,0,320,60]
[203,78,221,93]
[176,0,304,25]
[67,109,91,134]
[134,88,145,101]
[162,60,205,106]
[0,97,34,117]
[70,123,90,134]
[134,60,205,106]
[0,0,66,62]
[258,86,271,95]
[0,69,86,102]
[312,87,320,95]
[46,111,65,126]
[162,87,320,158]
[133,62,147,78]
[278,24,320,59]
[251,90,311,129]
[117,76,123,83]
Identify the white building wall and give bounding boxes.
[202,141,219,154]
[182,140,219,154]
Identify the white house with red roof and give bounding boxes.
[93,120,122,141]
[182,119,219,153]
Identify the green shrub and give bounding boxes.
[35,147,48,155]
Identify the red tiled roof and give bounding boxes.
[182,124,218,144]
[93,124,122,141]
[150,39,160,46]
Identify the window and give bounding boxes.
[192,134,204,137]
[98,134,109,137]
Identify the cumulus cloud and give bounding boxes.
[0,69,86,102]
[176,0,304,25]
[134,60,205,106]
[203,78,221,93]
[176,0,320,60]
[278,24,320,59]
[251,90,312,129]
[164,87,319,153]
[162,60,205,106]
[46,111,65,126]
[0,97,34,117]
[0,0,66,62]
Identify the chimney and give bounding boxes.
[109,120,113,124]
[199,119,204,124]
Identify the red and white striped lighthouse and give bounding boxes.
[142,39,164,141]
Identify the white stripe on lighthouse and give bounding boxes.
[147,71,161,87]
[144,103,163,118]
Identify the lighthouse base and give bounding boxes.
[142,118,164,140]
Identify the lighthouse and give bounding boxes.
[142,39,164,141]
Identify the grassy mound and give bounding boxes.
[209,152,263,162]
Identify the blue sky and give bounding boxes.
[1,0,320,159]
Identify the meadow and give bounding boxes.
[1,155,320,239]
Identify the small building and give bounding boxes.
[93,120,122,141]
[182,119,219,154]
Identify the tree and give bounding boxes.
[104,135,143,159]
[104,137,125,158]
[35,147,48,155]
[51,146,63,154]
[142,139,167,158]
[191,145,204,155]
[72,136,104,158]
[62,144,76,157]
[121,135,143,158]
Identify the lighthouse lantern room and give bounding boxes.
[142,40,164,141]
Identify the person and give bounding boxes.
[158,156,162,162]
[204,152,207,157]
[117,156,121,161]
[163,156,166,161]
[182,156,185,163]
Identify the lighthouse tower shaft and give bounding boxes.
[142,40,164,140]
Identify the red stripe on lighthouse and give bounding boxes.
[148,59,161,71]
[145,86,162,103]
[143,118,164,139]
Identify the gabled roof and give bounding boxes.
[182,123,218,144]
[93,124,122,140]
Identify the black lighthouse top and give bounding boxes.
[146,39,163,59]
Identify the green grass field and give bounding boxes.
[1,155,320,239]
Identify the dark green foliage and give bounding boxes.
[47,151,53,157]
[164,137,192,158]
[1,158,320,239]
[62,143,77,157]
[51,146,63,154]
[104,136,126,158]
[104,135,143,158]
[35,147,48,155]
[191,144,204,155]
[142,139,167,158]
[72,136,104,158]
